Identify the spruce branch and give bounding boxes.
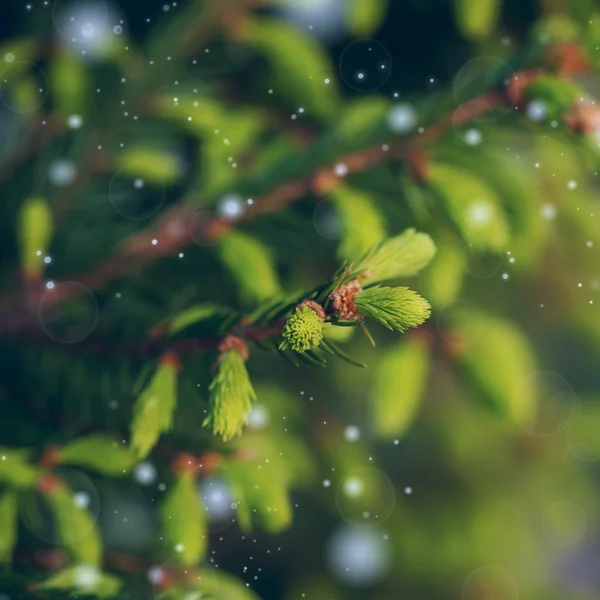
[0,75,510,328]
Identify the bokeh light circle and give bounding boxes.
[566,415,600,462]
[313,201,341,241]
[198,477,236,533]
[0,62,49,113]
[462,566,519,600]
[109,167,165,220]
[38,281,99,344]
[511,371,579,437]
[335,467,395,528]
[463,246,504,279]
[339,39,392,92]
[542,501,587,547]
[52,0,109,41]
[20,468,100,546]
[453,57,515,122]
[326,525,391,587]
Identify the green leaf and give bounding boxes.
[452,311,537,425]
[329,185,387,262]
[219,458,292,533]
[243,17,337,120]
[130,353,179,459]
[421,235,464,310]
[355,229,437,285]
[453,0,500,40]
[217,231,281,304]
[160,471,207,565]
[428,163,510,252]
[372,337,430,438]
[56,435,137,476]
[346,0,388,36]
[197,568,261,600]
[49,49,89,116]
[356,286,431,332]
[331,97,390,146]
[0,449,40,488]
[525,75,585,118]
[116,147,183,185]
[17,196,53,280]
[167,304,231,335]
[45,483,102,566]
[0,491,18,564]
[203,350,257,441]
[34,565,122,598]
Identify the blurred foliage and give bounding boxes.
[1,0,600,599]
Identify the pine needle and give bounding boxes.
[203,350,257,441]
[356,286,431,332]
[355,229,436,285]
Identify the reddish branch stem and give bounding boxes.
[0,83,506,341]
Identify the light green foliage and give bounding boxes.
[34,565,122,598]
[453,0,500,40]
[56,434,137,475]
[160,471,207,565]
[356,286,431,332]
[346,0,388,36]
[281,305,327,353]
[526,76,586,118]
[217,231,281,305]
[0,448,40,487]
[116,147,183,185]
[421,235,464,309]
[17,196,53,279]
[167,304,231,335]
[332,97,390,146]
[428,163,510,252]
[197,568,262,600]
[356,229,436,285]
[219,448,292,533]
[329,185,386,261]
[452,311,537,425]
[45,483,102,566]
[157,96,264,193]
[49,49,88,116]
[372,338,431,438]
[243,17,337,120]
[323,324,355,343]
[130,355,178,458]
[0,491,18,564]
[203,350,257,441]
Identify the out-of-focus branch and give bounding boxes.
[0,85,506,331]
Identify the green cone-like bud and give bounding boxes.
[280,305,327,353]
[356,286,431,333]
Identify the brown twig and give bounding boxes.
[0,76,508,334]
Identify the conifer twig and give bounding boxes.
[0,82,506,328]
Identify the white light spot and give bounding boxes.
[464,128,483,146]
[73,491,90,509]
[334,163,348,177]
[343,477,363,498]
[67,114,83,129]
[541,204,557,221]
[387,103,417,134]
[344,425,361,442]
